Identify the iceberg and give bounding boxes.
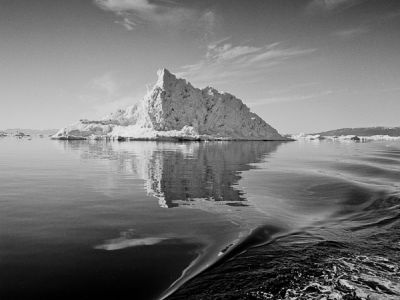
[53,69,287,141]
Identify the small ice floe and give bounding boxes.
[14,131,29,138]
[95,236,168,251]
[290,133,325,140]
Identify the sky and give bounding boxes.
[0,0,399,133]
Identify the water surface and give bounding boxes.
[1,138,399,299]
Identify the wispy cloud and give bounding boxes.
[79,94,141,119]
[384,9,400,20]
[116,16,137,30]
[91,73,119,96]
[79,72,142,118]
[176,39,316,86]
[333,26,369,39]
[248,90,334,106]
[93,0,214,33]
[307,0,365,13]
[199,10,217,42]
[249,84,400,106]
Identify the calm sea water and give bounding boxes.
[1,137,399,299]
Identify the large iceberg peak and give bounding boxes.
[155,68,179,89]
[53,68,288,141]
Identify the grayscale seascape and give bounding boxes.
[1,1,400,299]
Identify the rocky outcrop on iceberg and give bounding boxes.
[53,69,286,141]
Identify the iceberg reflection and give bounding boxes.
[57,141,283,208]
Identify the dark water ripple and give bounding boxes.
[362,156,400,165]
[169,208,400,300]
[330,161,400,182]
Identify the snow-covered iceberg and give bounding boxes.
[53,69,286,141]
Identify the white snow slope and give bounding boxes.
[53,69,286,141]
